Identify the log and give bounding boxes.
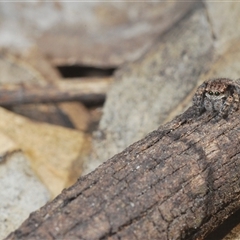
[5,106,240,240]
[0,77,112,106]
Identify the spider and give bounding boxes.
[193,78,240,120]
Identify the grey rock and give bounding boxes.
[83,5,214,174]
[205,2,240,52]
[0,2,197,67]
[0,151,50,239]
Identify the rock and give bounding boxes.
[0,151,50,239]
[58,102,91,131]
[200,40,240,80]
[0,2,197,67]
[0,50,47,85]
[0,132,18,157]
[0,107,90,197]
[82,5,214,174]
[205,2,240,53]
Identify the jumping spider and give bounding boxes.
[193,78,240,120]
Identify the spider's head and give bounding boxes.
[205,82,228,100]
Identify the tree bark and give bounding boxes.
[5,106,240,240]
[0,77,111,106]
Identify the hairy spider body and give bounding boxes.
[193,78,240,120]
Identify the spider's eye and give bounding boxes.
[209,91,213,95]
[215,92,220,96]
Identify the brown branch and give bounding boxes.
[0,77,112,106]
[5,106,240,240]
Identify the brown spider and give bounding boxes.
[193,78,240,120]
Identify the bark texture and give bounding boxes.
[6,106,240,240]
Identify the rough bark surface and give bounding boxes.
[6,106,240,240]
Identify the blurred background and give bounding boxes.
[1,1,240,239]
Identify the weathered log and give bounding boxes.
[0,77,112,106]
[5,106,240,240]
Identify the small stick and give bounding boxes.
[0,77,112,106]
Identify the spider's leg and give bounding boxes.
[229,88,239,114]
[193,83,206,115]
[204,97,214,112]
[218,95,233,119]
[234,79,240,95]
